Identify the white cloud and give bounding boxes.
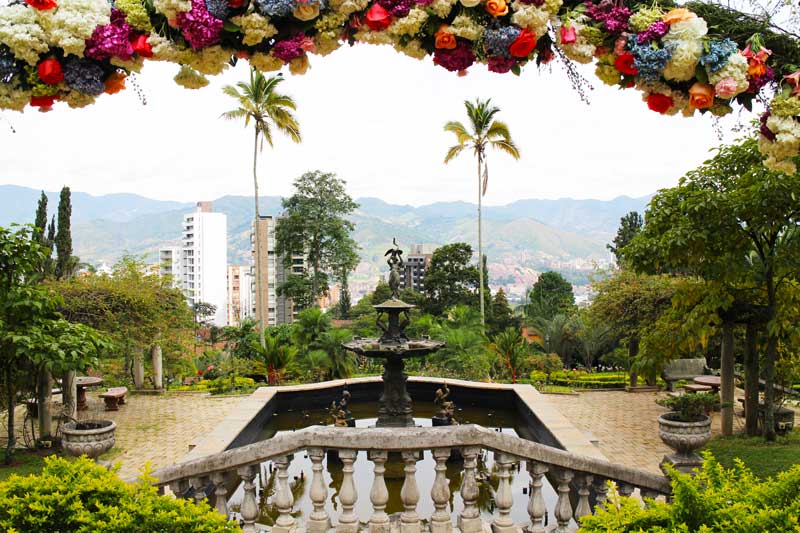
[0,45,750,205]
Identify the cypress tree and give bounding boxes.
[55,186,72,279]
[45,215,56,276]
[339,277,352,319]
[33,191,48,242]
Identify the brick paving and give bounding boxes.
[94,392,243,479]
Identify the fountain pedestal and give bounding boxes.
[378,356,413,427]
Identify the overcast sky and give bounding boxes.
[0,45,752,206]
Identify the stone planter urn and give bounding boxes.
[61,420,116,460]
[658,412,711,474]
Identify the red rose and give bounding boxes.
[560,25,577,44]
[614,53,638,76]
[37,58,63,85]
[30,95,57,109]
[25,0,57,10]
[646,93,673,114]
[131,34,154,58]
[228,0,244,7]
[198,369,204,375]
[509,29,536,58]
[365,3,391,31]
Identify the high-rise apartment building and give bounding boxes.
[400,244,432,293]
[227,265,252,327]
[158,246,182,282]
[250,216,302,326]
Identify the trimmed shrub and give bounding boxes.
[0,456,240,532]
[580,455,800,532]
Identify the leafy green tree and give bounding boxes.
[291,307,331,351]
[444,98,520,328]
[569,309,610,370]
[276,171,359,309]
[489,327,528,383]
[422,243,479,316]
[525,271,575,321]
[625,136,800,439]
[221,318,259,359]
[527,313,574,365]
[251,334,298,385]
[0,226,109,461]
[222,69,301,348]
[607,211,643,264]
[54,186,76,280]
[315,328,355,380]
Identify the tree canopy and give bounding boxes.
[525,271,575,321]
[422,243,480,316]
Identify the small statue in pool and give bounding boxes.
[434,383,457,424]
[329,401,349,427]
[338,388,352,420]
[384,238,404,299]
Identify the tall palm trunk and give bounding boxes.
[253,128,266,349]
[477,152,485,329]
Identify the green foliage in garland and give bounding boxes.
[0,456,241,532]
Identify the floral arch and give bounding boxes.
[1,0,799,170]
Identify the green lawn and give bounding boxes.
[0,449,54,482]
[705,430,800,479]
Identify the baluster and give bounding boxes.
[169,479,190,499]
[554,468,574,533]
[157,485,165,496]
[491,452,516,533]
[368,451,390,533]
[237,465,259,533]
[526,460,548,533]
[337,450,359,533]
[308,448,331,533]
[574,474,593,525]
[618,483,635,499]
[400,451,421,533]
[430,448,452,533]
[211,472,229,517]
[641,489,659,507]
[191,476,207,505]
[273,455,297,533]
[593,478,609,513]
[458,446,482,533]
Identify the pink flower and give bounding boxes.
[714,77,740,99]
[560,25,576,44]
[613,34,628,56]
[299,36,316,53]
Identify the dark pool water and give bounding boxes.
[228,402,565,528]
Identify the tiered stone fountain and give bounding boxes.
[343,240,444,427]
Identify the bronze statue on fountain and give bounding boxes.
[343,239,445,428]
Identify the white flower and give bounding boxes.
[0,81,30,111]
[662,17,707,43]
[662,41,702,81]
[315,31,342,56]
[759,115,800,174]
[0,4,49,65]
[708,52,748,95]
[394,39,427,60]
[174,65,209,89]
[450,14,482,41]
[429,0,457,18]
[636,80,689,116]
[153,0,191,20]
[37,0,111,58]
[63,90,97,108]
[556,20,595,64]
[511,2,550,37]
[181,45,231,75]
[460,0,481,7]
[250,52,283,72]
[111,56,145,72]
[231,13,278,46]
[388,8,428,37]
[329,0,369,16]
[354,29,395,45]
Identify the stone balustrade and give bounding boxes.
[151,424,671,533]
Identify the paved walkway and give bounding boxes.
[544,390,738,474]
[94,392,243,479]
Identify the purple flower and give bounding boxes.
[760,111,776,141]
[415,0,433,6]
[487,56,517,73]
[637,20,668,44]
[63,58,106,96]
[272,33,306,62]
[484,27,520,59]
[434,40,475,72]
[85,9,134,61]
[749,65,774,93]
[177,0,224,50]
[585,0,631,35]
[378,0,413,18]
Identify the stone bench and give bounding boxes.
[99,386,128,411]
[683,383,713,393]
[662,358,709,391]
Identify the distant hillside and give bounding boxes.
[1,185,651,293]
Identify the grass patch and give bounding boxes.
[0,449,56,482]
[705,430,800,479]
[536,384,576,394]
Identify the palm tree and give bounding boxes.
[489,327,528,383]
[251,335,298,385]
[444,99,520,328]
[222,69,301,349]
[316,328,355,380]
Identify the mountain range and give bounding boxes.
[0,184,652,297]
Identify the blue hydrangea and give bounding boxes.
[483,27,521,58]
[205,0,229,19]
[64,58,106,96]
[255,0,295,17]
[699,38,739,73]
[627,34,671,82]
[0,47,16,83]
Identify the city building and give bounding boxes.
[250,215,306,326]
[158,202,228,326]
[227,265,253,327]
[400,244,432,293]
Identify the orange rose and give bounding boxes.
[748,61,767,78]
[485,0,508,17]
[662,8,695,24]
[688,82,714,110]
[435,25,457,49]
[104,72,127,95]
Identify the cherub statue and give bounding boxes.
[384,238,404,299]
[338,388,352,420]
[434,383,456,422]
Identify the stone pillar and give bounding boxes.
[62,371,77,419]
[37,368,52,441]
[720,322,735,436]
[151,344,163,390]
[133,353,145,389]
